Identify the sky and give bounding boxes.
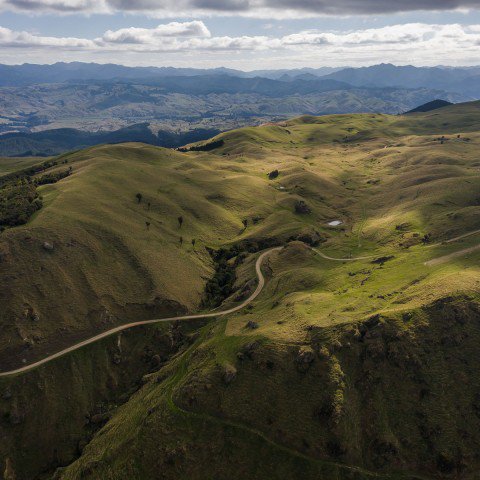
[0,1,480,69]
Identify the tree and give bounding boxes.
[147,202,151,210]
[179,236,183,245]
[178,216,183,228]
[146,221,151,230]
[136,193,143,203]
[191,238,196,249]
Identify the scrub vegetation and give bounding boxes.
[0,101,479,480]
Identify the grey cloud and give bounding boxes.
[3,0,480,15]
[105,0,250,13]
[5,0,99,12]
[262,0,480,15]
[192,0,250,11]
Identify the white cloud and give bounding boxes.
[100,21,211,45]
[0,22,479,65]
[0,25,95,47]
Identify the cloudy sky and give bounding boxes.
[0,0,480,69]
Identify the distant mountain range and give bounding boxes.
[0,62,478,156]
[323,63,480,96]
[0,62,342,86]
[0,62,479,93]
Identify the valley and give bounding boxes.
[0,64,473,157]
[0,100,479,479]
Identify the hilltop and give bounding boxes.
[0,101,479,480]
[405,99,453,114]
[0,62,473,151]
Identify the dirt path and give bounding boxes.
[314,228,480,263]
[433,228,480,245]
[313,249,376,262]
[2,227,479,377]
[0,247,282,377]
[425,244,480,266]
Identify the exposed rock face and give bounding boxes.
[237,341,260,361]
[3,458,16,480]
[223,364,237,385]
[89,412,111,425]
[296,346,315,372]
[246,320,259,330]
[2,388,12,400]
[42,242,54,251]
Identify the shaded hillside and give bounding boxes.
[0,102,479,480]
[405,99,453,114]
[0,124,220,157]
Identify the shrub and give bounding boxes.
[0,179,42,228]
[35,168,71,186]
[178,139,225,152]
[294,200,311,214]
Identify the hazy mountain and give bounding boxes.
[1,62,479,96]
[0,62,245,87]
[0,79,469,151]
[103,75,353,96]
[0,62,475,156]
[325,63,480,96]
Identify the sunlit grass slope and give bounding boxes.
[1,100,480,480]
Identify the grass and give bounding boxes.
[1,100,480,479]
[0,156,46,177]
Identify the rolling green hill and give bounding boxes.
[0,101,479,480]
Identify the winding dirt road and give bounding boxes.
[2,228,479,378]
[313,249,376,262]
[0,247,283,377]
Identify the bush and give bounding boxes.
[35,168,71,186]
[178,139,225,152]
[294,200,311,214]
[0,179,42,228]
[201,246,246,309]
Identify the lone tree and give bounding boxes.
[135,193,143,204]
[179,236,183,245]
[147,202,151,210]
[146,221,151,230]
[192,238,196,249]
[178,216,183,228]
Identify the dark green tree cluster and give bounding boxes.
[202,246,247,309]
[35,168,72,186]
[178,139,224,152]
[0,159,62,187]
[0,179,42,229]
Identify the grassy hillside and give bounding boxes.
[1,102,479,479]
[0,156,45,176]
